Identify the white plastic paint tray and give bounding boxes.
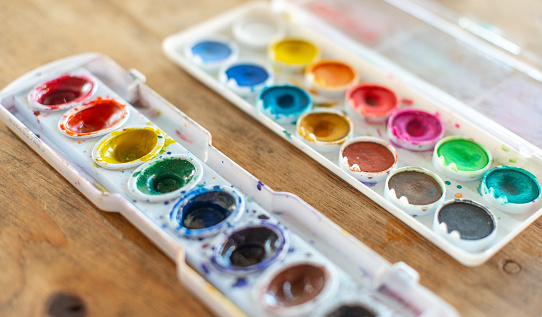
[162,0,542,266]
[0,54,458,317]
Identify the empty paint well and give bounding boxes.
[258,85,311,124]
[127,155,203,203]
[433,199,497,252]
[296,110,353,152]
[58,98,129,138]
[219,60,273,96]
[305,59,358,98]
[384,167,446,216]
[91,126,165,170]
[269,38,320,71]
[170,186,245,238]
[481,166,541,214]
[185,36,239,72]
[346,83,398,123]
[28,74,97,111]
[387,109,444,151]
[339,137,398,183]
[233,14,286,49]
[433,136,492,181]
[212,223,289,273]
[259,262,337,315]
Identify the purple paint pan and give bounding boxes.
[211,222,289,274]
[387,109,444,151]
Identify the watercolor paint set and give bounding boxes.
[163,0,542,266]
[0,54,458,316]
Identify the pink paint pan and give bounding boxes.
[387,109,444,151]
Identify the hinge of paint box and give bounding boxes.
[374,262,420,287]
[126,68,147,104]
[372,262,423,315]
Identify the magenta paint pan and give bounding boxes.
[28,74,97,111]
[387,109,444,151]
[258,261,339,316]
[211,221,289,274]
[346,83,398,124]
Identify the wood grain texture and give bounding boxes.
[0,0,541,316]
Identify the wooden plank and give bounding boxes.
[0,0,541,316]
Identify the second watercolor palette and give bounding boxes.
[163,1,542,266]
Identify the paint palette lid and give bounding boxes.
[274,0,542,157]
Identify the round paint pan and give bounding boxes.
[305,59,358,99]
[169,185,245,238]
[126,154,203,203]
[257,261,338,316]
[268,38,320,72]
[184,35,239,72]
[28,74,97,111]
[296,109,353,153]
[433,199,498,252]
[211,221,289,274]
[481,166,541,214]
[339,136,398,183]
[384,166,446,216]
[346,83,398,124]
[58,98,130,138]
[387,109,444,151]
[315,295,393,317]
[233,13,286,49]
[91,126,165,170]
[432,136,492,181]
[219,59,274,96]
[258,85,312,124]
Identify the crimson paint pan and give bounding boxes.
[211,222,289,274]
[170,185,245,238]
[58,98,130,138]
[28,74,97,111]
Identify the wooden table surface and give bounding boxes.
[1,1,541,316]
